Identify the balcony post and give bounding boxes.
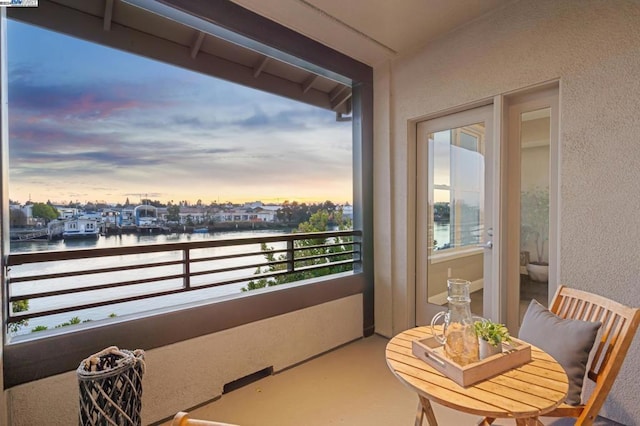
[286,240,294,272]
[183,248,191,289]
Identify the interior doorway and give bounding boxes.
[504,86,559,333]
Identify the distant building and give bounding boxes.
[341,204,353,220]
[55,207,78,220]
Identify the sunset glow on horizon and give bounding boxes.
[7,19,353,207]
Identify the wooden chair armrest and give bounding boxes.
[172,411,240,426]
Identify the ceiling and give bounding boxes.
[8,0,511,116]
[230,0,512,66]
[9,0,356,115]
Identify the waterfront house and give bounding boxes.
[62,216,100,240]
[2,1,640,425]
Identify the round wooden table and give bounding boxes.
[386,326,569,426]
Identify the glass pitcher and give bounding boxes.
[430,278,479,366]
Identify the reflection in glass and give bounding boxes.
[427,123,485,316]
[429,125,484,252]
[519,108,550,323]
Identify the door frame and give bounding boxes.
[414,103,500,325]
[503,85,560,332]
[409,83,559,331]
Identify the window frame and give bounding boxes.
[1,1,373,387]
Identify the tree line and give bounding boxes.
[9,199,350,228]
[242,207,354,291]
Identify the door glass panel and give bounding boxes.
[519,108,550,323]
[427,123,485,316]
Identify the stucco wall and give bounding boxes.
[374,0,640,423]
[5,295,362,425]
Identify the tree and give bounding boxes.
[8,299,29,334]
[243,208,354,291]
[433,202,450,222]
[31,202,59,223]
[166,204,180,222]
[276,200,315,225]
[521,187,549,264]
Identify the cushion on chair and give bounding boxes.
[519,299,601,405]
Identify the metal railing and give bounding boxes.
[6,230,361,329]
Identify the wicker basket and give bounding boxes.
[77,346,145,426]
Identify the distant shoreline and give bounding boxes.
[10,221,297,242]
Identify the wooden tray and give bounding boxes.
[411,336,531,387]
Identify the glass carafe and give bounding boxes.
[430,278,479,366]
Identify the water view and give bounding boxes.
[434,222,451,249]
[10,228,285,254]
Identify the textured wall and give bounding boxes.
[374,0,640,423]
[5,295,362,425]
[373,61,394,337]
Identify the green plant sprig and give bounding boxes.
[474,319,512,347]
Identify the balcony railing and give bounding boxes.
[6,230,361,334]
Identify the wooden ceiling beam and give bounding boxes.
[301,75,320,94]
[329,84,348,103]
[331,89,352,111]
[253,56,270,78]
[103,0,114,31]
[190,31,205,59]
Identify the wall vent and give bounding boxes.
[223,366,274,394]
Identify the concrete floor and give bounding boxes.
[158,335,481,426]
[156,281,625,426]
[157,333,623,426]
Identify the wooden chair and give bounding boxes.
[480,285,640,426]
[171,411,240,426]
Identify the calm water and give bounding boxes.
[434,222,450,249]
[9,230,286,337]
[10,229,285,253]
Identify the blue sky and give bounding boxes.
[7,19,352,206]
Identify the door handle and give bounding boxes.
[477,241,493,249]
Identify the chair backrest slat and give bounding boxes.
[548,285,640,422]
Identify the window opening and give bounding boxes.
[5,19,355,338]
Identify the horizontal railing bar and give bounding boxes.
[8,259,357,323]
[186,242,358,263]
[190,249,279,263]
[9,254,355,302]
[189,260,289,277]
[8,259,185,283]
[8,286,193,322]
[293,242,357,251]
[8,267,296,322]
[188,247,309,263]
[7,230,361,266]
[188,262,354,292]
[291,259,355,273]
[294,250,358,264]
[10,274,184,301]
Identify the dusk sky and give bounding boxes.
[7,19,352,206]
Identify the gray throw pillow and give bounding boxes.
[519,299,601,405]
